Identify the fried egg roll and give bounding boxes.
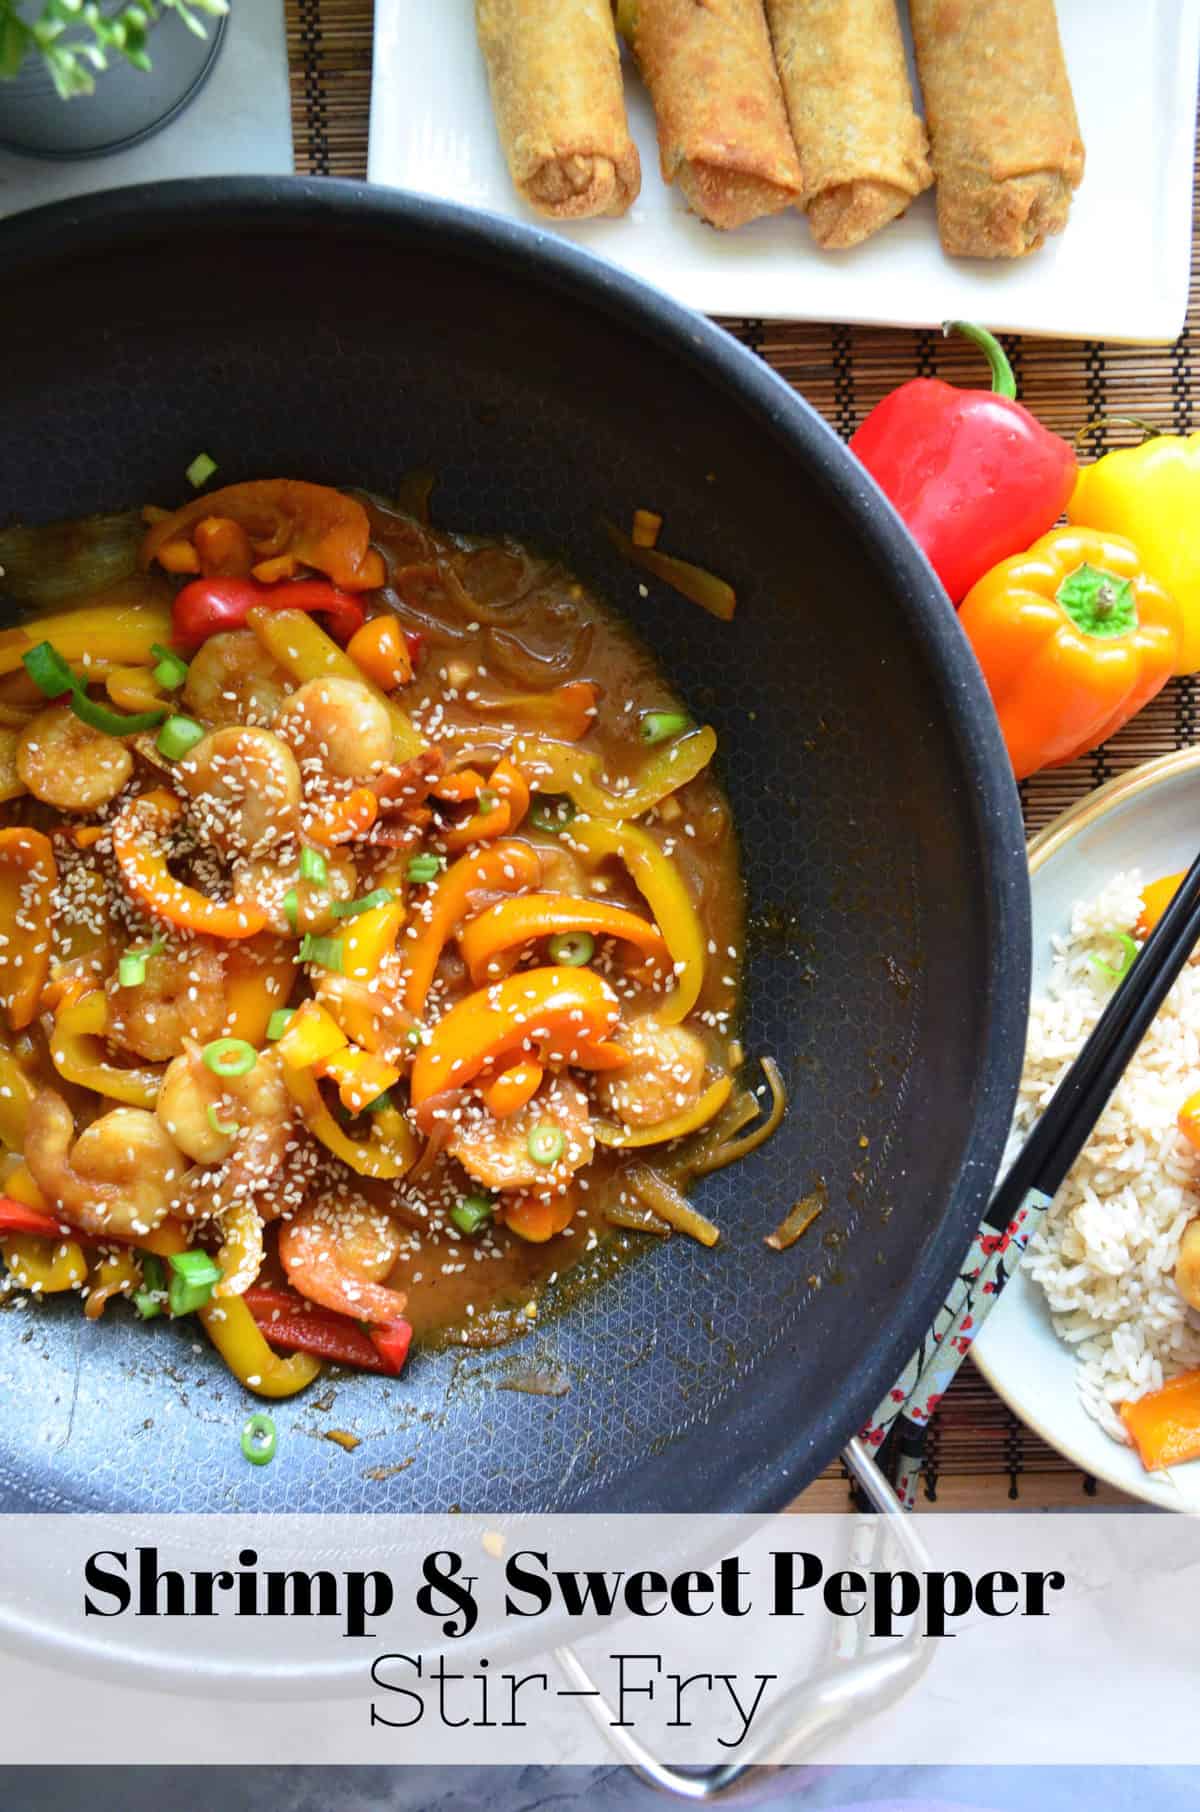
[476,0,641,220]
[909,0,1085,259]
[621,0,803,231]
[765,0,932,249]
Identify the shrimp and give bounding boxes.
[315,962,417,1064]
[16,701,132,813]
[450,1073,594,1193]
[182,629,294,729]
[25,1089,185,1239]
[232,842,358,936]
[177,725,302,858]
[157,1042,293,1177]
[278,1195,409,1323]
[594,1017,708,1129]
[106,940,226,1063]
[274,677,394,779]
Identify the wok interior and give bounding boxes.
[0,191,1023,1511]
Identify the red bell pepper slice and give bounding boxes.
[171,577,366,651]
[242,1284,412,1377]
[0,1196,69,1239]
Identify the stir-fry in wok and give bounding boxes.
[0,478,782,1399]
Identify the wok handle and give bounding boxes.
[552,1439,931,1801]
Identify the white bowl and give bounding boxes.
[973,749,1200,1511]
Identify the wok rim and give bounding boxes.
[0,176,1031,1509]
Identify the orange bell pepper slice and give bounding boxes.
[193,515,255,576]
[220,938,296,1044]
[502,1188,579,1244]
[1137,872,1185,939]
[111,790,267,940]
[318,1047,401,1115]
[402,838,542,1016]
[959,527,1182,781]
[459,893,669,985]
[275,999,348,1070]
[306,785,379,848]
[346,615,413,691]
[1120,1368,1200,1471]
[141,479,385,592]
[473,681,598,742]
[0,828,56,1030]
[566,817,703,1024]
[409,965,620,1106]
[439,755,531,854]
[1179,1088,1200,1153]
[482,1057,544,1119]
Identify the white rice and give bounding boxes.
[1016,869,1200,1444]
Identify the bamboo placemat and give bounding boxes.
[284,0,1198,1508]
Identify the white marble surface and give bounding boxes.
[0,0,292,220]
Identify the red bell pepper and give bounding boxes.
[171,577,366,651]
[242,1284,412,1377]
[849,322,1077,605]
[0,1197,68,1239]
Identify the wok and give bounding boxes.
[0,179,1029,1515]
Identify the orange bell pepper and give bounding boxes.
[565,817,703,1024]
[193,515,255,576]
[220,939,296,1044]
[141,479,385,592]
[306,785,379,848]
[438,756,530,854]
[111,790,267,940]
[275,998,348,1070]
[503,1189,578,1244]
[1137,872,1185,940]
[346,615,413,691]
[1119,1368,1200,1471]
[1178,1088,1200,1153]
[482,1057,544,1118]
[410,966,620,1105]
[319,1047,401,1115]
[248,606,423,762]
[0,828,56,1030]
[402,838,542,1015]
[459,893,669,984]
[474,681,598,742]
[959,527,1182,781]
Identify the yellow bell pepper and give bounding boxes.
[340,897,406,981]
[84,1248,141,1320]
[0,730,26,804]
[219,940,296,1044]
[318,1046,401,1115]
[106,665,167,714]
[0,601,171,680]
[274,998,348,1070]
[1069,431,1200,675]
[51,989,162,1109]
[514,727,716,825]
[594,1075,733,1147]
[214,1200,264,1300]
[283,1064,418,1179]
[248,606,423,759]
[565,817,704,1024]
[0,828,56,1031]
[0,1045,35,1150]
[198,1294,323,1398]
[52,863,116,971]
[1,1231,88,1294]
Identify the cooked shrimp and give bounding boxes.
[177,725,302,857]
[594,1017,708,1129]
[1175,1219,1200,1312]
[278,1196,409,1323]
[25,1089,184,1239]
[232,842,358,936]
[106,940,226,1063]
[274,677,394,779]
[182,629,294,729]
[450,1073,594,1193]
[16,701,132,812]
[157,1042,293,1172]
[315,961,417,1064]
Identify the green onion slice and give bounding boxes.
[1090,930,1140,985]
[132,1291,162,1321]
[639,710,690,746]
[202,1037,257,1078]
[547,931,595,967]
[186,452,218,489]
[241,1412,277,1466]
[206,1102,240,1138]
[283,888,299,932]
[450,1194,494,1236]
[167,1248,222,1316]
[528,794,576,834]
[156,714,205,760]
[266,1008,296,1041]
[22,641,76,699]
[477,788,500,815]
[133,1251,166,1321]
[150,644,189,690]
[117,935,164,989]
[364,1090,394,1114]
[405,855,440,884]
[527,1123,565,1167]
[298,933,344,973]
[299,846,329,888]
[331,887,395,919]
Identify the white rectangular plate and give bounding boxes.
[370,0,1199,343]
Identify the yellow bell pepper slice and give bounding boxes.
[198,1294,323,1398]
[0,601,172,680]
[594,1075,732,1148]
[247,606,423,760]
[512,725,715,822]
[214,1200,264,1300]
[51,988,162,1109]
[0,828,56,1031]
[319,1046,401,1115]
[1,1230,88,1294]
[0,730,26,805]
[84,1248,141,1320]
[282,1063,417,1179]
[220,940,296,1044]
[341,897,406,981]
[275,998,348,1070]
[106,664,167,714]
[0,1045,35,1151]
[565,817,704,1024]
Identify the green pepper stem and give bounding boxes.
[943,321,1017,401]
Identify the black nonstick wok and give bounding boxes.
[0,180,1029,1515]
